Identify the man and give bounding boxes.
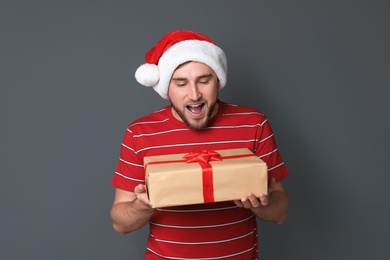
[110,30,289,259]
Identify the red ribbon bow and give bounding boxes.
[182,150,221,203]
[183,150,222,164]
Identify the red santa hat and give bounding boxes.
[135,30,227,99]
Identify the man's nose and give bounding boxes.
[189,84,202,101]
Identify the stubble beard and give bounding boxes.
[170,98,218,130]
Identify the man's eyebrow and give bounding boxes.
[197,74,213,79]
[171,77,187,81]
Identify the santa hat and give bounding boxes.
[135,30,227,99]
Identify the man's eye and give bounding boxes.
[199,80,209,84]
[177,82,186,87]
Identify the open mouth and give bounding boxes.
[186,103,205,117]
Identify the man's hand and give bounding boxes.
[134,184,151,207]
[233,178,289,224]
[234,193,268,209]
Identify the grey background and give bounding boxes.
[1,1,389,259]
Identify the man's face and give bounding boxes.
[168,61,219,130]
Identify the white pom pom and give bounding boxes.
[135,64,159,87]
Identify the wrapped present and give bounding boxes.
[144,148,268,208]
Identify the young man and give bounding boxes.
[110,30,289,259]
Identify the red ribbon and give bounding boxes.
[183,150,222,164]
[183,150,222,203]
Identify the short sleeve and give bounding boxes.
[111,126,145,191]
[254,116,288,181]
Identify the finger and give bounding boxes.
[258,193,268,206]
[234,200,243,207]
[134,184,145,195]
[240,197,253,209]
[247,193,262,208]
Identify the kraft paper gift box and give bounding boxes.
[144,148,268,208]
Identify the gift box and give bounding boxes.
[144,148,268,208]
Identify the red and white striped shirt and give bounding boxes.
[112,101,288,259]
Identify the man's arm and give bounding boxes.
[110,184,155,235]
[234,179,289,224]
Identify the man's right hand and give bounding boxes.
[134,184,151,207]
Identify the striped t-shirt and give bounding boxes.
[112,101,288,259]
